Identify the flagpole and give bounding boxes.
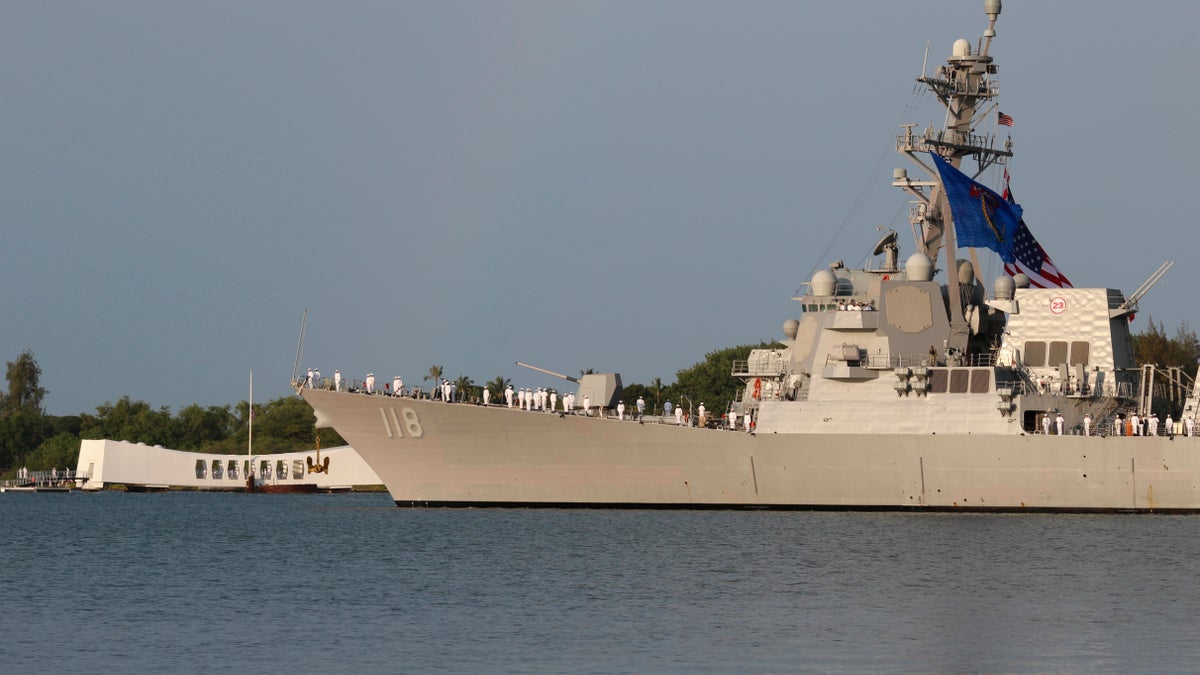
[248,369,253,458]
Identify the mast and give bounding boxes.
[892,0,1011,354]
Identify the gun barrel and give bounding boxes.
[515,361,579,383]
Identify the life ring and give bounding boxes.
[753,378,762,400]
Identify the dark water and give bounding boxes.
[3,492,1199,673]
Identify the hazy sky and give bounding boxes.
[5,1,1198,416]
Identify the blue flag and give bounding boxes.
[930,153,1022,263]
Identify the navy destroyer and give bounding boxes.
[298,1,1200,511]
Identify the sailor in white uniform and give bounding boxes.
[365,373,375,394]
[1055,412,1064,435]
[505,385,514,407]
[306,368,314,388]
[1166,414,1175,437]
[334,370,342,392]
[1187,415,1195,437]
[583,395,590,416]
[549,390,557,412]
[314,368,321,388]
[617,401,626,420]
[393,376,403,397]
[1083,413,1091,436]
[636,396,645,419]
[483,386,491,406]
[1041,414,1051,435]
[675,406,683,425]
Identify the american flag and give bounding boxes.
[998,111,1014,127]
[1003,221,1073,288]
[1001,171,1073,288]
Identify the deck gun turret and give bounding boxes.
[516,361,623,411]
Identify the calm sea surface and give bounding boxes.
[3,492,1200,673]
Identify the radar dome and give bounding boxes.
[994,275,1015,300]
[811,269,836,296]
[905,253,933,282]
[1013,273,1031,289]
[783,318,799,339]
[952,38,971,57]
[957,259,975,286]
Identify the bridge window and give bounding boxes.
[292,460,304,480]
[949,369,969,393]
[1024,341,1046,367]
[970,369,991,393]
[211,460,223,480]
[1048,341,1068,366]
[195,459,206,479]
[276,460,287,481]
[227,460,239,480]
[1070,341,1090,366]
[929,369,948,393]
[260,460,272,480]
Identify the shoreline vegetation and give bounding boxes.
[1,321,1195,478]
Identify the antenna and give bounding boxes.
[292,309,307,386]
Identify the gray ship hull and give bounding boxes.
[302,389,1200,512]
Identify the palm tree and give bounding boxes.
[649,377,665,414]
[454,375,475,403]
[486,376,510,404]
[423,365,443,399]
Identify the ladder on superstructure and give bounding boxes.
[1138,364,1155,417]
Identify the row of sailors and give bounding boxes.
[1112,412,1195,437]
[503,385,571,411]
[1045,412,1199,437]
[355,373,410,397]
[310,370,545,406]
[306,369,414,397]
[316,369,760,431]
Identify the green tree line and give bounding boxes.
[1131,319,1200,373]
[0,349,343,475]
